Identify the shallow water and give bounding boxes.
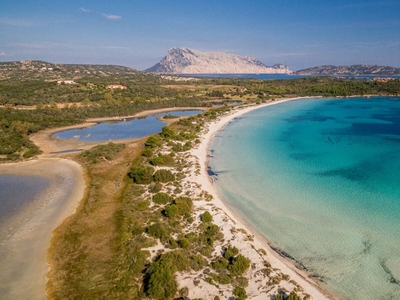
[0,175,50,225]
[54,109,203,142]
[209,97,400,299]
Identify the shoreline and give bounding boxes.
[0,158,85,300]
[188,97,337,299]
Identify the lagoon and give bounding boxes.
[209,96,400,299]
[54,109,203,142]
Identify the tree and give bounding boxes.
[153,169,175,182]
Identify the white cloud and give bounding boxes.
[80,7,91,13]
[102,14,122,21]
[0,52,6,56]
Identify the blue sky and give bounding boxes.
[1,0,399,70]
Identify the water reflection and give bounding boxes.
[54,110,203,142]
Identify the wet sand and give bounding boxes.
[0,159,85,300]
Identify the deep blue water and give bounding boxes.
[54,109,203,142]
[0,175,49,224]
[209,97,400,300]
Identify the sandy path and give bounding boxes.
[0,159,85,300]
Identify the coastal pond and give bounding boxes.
[53,109,204,142]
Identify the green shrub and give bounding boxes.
[211,259,229,271]
[160,126,176,139]
[145,135,162,148]
[173,196,193,215]
[228,254,250,276]
[190,254,206,271]
[224,246,239,260]
[153,192,173,205]
[201,211,213,223]
[149,182,162,193]
[233,287,247,300]
[145,258,177,299]
[128,165,154,184]
[146,223,168,240]
[153,169,175,182]
[164,204,179,218]
[141,148,153,157]
[178,238,190,249]
[149,153,174,166]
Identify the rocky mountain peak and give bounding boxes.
[146,47,292,74]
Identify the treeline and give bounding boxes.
[1,76,399,161]
[184,77,400,98]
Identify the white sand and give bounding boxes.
[0,159,85,300]
[178,98,336,299]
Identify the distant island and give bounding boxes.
[145,47,292,74]
[295,64,400,76]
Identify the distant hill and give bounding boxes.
[295,65,400,76]
[146,47,292,74]
[0,60,142,81]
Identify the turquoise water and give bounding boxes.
[54,110,203,142]
[209,97,400,299]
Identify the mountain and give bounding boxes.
[146,47,292,74]
[295,64,400,76]
[0,60,142,81]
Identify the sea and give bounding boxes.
[209,96,400,300]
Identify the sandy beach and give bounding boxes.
[178,98,336,299]
[0,159,85,300]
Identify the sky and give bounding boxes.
[1,0,399,71]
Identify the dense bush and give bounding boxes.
[146,222,169,240]
[153,169,175,182]
[128,166,154,184]
[228,254,251,276]
[201,211,213,223]
[145,258,177,299]
[149,153,174,166]
[233,287,247,300]
[153,192,173,205]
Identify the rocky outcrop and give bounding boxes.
[146,47,292,74]
[295,64,400,76]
